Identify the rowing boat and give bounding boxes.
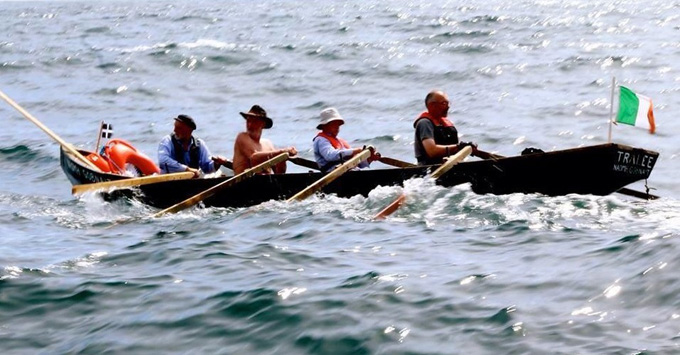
[60,143,659,208]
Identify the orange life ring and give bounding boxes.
[86,153,113,173]
[103,139,160,176]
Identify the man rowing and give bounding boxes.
[232,105,297,174]
[158,114,228,178]
[414,90,477,165]
[313,107,380,173]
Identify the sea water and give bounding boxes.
[1,1,679,353]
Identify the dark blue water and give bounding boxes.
[2,1,679,353]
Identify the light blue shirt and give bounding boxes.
[313,136,370,173]
[158,135,216,174]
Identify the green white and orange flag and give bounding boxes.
[616,86,656,134]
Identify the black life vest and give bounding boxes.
[414,111,459,164]
[170,134,201,169]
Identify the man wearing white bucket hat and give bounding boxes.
[313,107,380,173]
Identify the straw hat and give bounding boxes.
[317,108,345,130]
[240,105,273,129]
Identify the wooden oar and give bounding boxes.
[472,149,504,161]
[72,171,195,195]
[290,155,417,170]
[287,149,371,202]
[377,150,502,166]
[220,160,234,170]
[223,155,321,174]
[617,187,659,200]
[289,156,321,170]
[378,156,416,168]
[374,146,473,220]
[152,153,289,217]
[0,89,102,172]
[378,151,498,168]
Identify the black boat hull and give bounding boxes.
[61,143,659,209]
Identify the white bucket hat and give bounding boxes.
[317,107,345,130]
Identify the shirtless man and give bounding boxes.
[232,105,297,174]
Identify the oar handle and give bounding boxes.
[430,146,473,179]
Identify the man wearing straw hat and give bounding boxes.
[232,105,297,174]
[313,107,380,173]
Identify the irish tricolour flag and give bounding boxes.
[617,86,656,134]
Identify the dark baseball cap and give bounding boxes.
[174,114,196,130]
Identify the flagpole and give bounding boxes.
[608,77,615,143]
[95,120,104,153]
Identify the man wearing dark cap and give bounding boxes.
[158,114,228,178]
[232,105,297,174]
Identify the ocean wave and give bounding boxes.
[95,62,121,70]
[179,39,256,51]
[92,86,162,98]
[460,15,504,25]
[0,144,59,183]
[0,61,32,72]
[41,55,86,67]
[242,180,680,234]
[173,15,217,23]
[113,39,259,54]
[432,29,496,39]
[130,178,679,235]
[273,43,297,51]
[305,47,344,60]
[84,26,110,34]
[1,1,679,352]
[0,144,41,162]
[444,42,496,54]
[205,54,247,65]
[0,265,51,281]
[339,271,381,289]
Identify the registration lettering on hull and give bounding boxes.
[612,150,657,177]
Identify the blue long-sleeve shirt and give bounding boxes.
[158,135,216,174]
[313,136,369,173]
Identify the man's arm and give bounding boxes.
[416,120,468,159]
[422,138,448,159]
[422,138,473,159]
[196,139,217,173]
[316,137,356,163]
[252,139,297,174]
[250,140,297,166]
